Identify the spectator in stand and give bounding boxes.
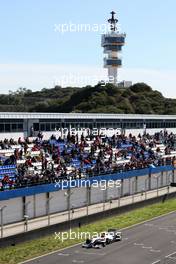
[0,130,175,189]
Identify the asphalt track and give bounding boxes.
[23,212,176,264]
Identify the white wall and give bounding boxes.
[0,197,23,225]
[25,196,35,219]
[50,189,67,214]
[0,132,24,141]
[35,193,47,217]
[0,170,174,225]
[1,128,176,141]
[126,128,176,137]
[90,184,104,204]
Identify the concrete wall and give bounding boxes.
[0,170,175,225]
[2,197,23,224]
[35,193,47,217]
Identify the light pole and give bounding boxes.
[83,200,88,223]
[118,186,121,207]
[103,181,107,212]
[24,201,31,232]
[46,196,53,226]
[24,201,31,215]
[132,180,136,203]
[0,205,7,238]
[145,178,148,200]
[154,175,160,197]
[64,188,73,231]
[103,190,106,212]
[167,172,174,194]
[24,215,29,232]
[71,204,75,219]
[116,180,121,207]
[109,196,113,210]
[86,186,91,223]
[85,171,91,223]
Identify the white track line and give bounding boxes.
[142,246,152,249]
[58,253,70,256]
[165,251,176,258]
[151,260,161,264]
[150,249,161,253]
[72,260,84,263]
[134,243,144,246]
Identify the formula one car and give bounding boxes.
[82,229,122,249]
[82,235,106,249]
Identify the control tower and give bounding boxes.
[101,11,126,85]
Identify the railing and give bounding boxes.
[0,157,175,191]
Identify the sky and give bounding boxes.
[0,0,176,97]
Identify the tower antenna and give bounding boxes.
[108,11,118,32]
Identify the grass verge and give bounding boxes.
[1,198,176,264]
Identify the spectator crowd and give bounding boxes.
[0,130,176,190]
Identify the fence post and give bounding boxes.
[121,179,124,197]
[161,171,164,187]
[145,178,148,200]
[86,186,91,223]
[148,170,152,190]
[135,176,138,193]
[128,178,131,195]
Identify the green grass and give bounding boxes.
[1,198,176,264]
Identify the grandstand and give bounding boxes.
[0,127,176,190]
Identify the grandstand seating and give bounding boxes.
[0,130,175,190]
[0,165,17,180]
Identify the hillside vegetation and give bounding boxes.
[0,83,176,114]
